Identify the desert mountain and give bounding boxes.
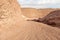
[22,8,60,18]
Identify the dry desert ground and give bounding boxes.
[0,0,60,40]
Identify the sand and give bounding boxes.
[0,0,60,40]
[1,21,60,40]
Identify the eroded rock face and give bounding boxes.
[42,10,60,26]
[29,10,60,27]
[0,0,22,26]
[0,0,22,40]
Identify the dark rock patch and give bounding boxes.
[27,10,60,28]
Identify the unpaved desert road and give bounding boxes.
[1,20,60,40]
[0,0,60,40]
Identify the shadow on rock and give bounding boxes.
[27,10,60,28]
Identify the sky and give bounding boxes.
[17,0,60,8]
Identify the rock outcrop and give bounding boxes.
[28,10,60,28]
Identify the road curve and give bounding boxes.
[1,21,60,40]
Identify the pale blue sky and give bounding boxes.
[17,0,60,8]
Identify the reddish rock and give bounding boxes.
[29,10,60,27]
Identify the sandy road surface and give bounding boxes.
[0,0,60,40]
[1,20,60,40]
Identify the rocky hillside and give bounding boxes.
[22,8,60,18]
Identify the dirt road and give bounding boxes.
[0,0,60,40]
[1,21,60,40]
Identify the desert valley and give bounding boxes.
[0,0,60,40]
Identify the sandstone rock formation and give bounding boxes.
[22,8,58,18]
[21,8,39,18]
[28,10,60,28]
[0,0,60,40]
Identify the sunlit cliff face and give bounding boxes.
[0,0,23,28]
